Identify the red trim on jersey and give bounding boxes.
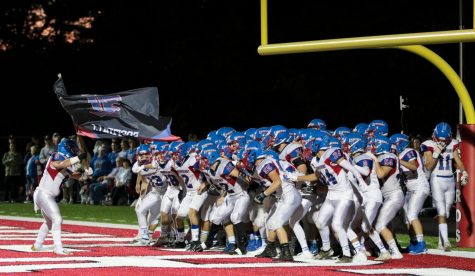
[324,158,342,175]
[188,166,200,180]
[220,174,236,186]
[46,161,60,181]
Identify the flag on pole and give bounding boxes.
[53,74,180,141]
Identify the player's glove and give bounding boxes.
[433,142,445,159]
[254,192,267,204]
[461,170,469,186]
[85,167,93,176]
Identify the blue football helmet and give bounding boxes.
[344,132,367,155]
[227,131,246,150]
[373,134,391,155]
[136,143,152,165]
[216,127,236,139]
[308,118,327,130]
[389,133,410,154]
[367,120,389,137]
[433,122,452,145]
[319,136,342,151]
[353,123,368,135]
[244,128,257,138]
[150,141,167,154]
[58,139,79,159]
[217,140,233,159]
[286,128,298,143]
[255,127,270,141]
[333,127,351,139]
[263,125,288,148]
[312,131,330,153]
[168,141,184,161]
[242,140,265,170]
[199,146,220,170]
[196,139,214,154]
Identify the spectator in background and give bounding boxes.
[89,145,112,183]
[111,158,132,205]
[39,136,56,167]
[2,142,24,202]
[52,133,62,150]
[25,144,41,202]
[118,138,130,159]
[108,139,121,168]
[126,138,139,164]
[126,138,139,204]
[410,135,423,154]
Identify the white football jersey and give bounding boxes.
[376,152,401,195]
[38,153,81,196]
[421,139,458,177]
[398,147,429,191]
[310,148,352,193]
[174,155,202,192]
[254,156,296,197]
[207,157,244,195]
[278,142,303,163]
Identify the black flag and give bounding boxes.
[53,74,178,140]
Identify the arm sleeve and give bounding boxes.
[131,161,142,174]
[339,159,364,181]
[354,165,370,177]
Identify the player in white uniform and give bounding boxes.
[344,133,390,261]
[421,122,468,251]
[291,135,366,263]
[174,141,210,249]
[151,142,183,247]
[366,134,404,259]
[264,125,314,256]
[132,143,168,245]
[31,139,90,255]
[202,143,251,255]
[390,133,430,254]
[244,141,301,262]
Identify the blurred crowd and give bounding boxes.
[1,133,142,206]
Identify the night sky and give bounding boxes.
[1,0,474,142]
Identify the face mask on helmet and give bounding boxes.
[346,134,366,155]
[389,134,409,153]
[58,139,79,158]
[136,144,152,165]
[199,147,219,171]
[433,122,452,146]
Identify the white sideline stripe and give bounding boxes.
[0,255,381,273]
[0,215,137,230]
[0,237,133,241]
[0,226,20,230]
[0,243,139,252]
[0,232,112,237]
[340,268,475,276]
[427,249,475,259]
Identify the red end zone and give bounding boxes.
[1,218,474,275]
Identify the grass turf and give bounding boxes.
[1,202,473,251]
[0,202,137,225]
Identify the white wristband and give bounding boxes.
[432,152,440,159]
[70,156,80,165]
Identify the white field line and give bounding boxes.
[0,215,136,229]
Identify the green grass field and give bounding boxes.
[0,202,138,225]
[1,202,472,251]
